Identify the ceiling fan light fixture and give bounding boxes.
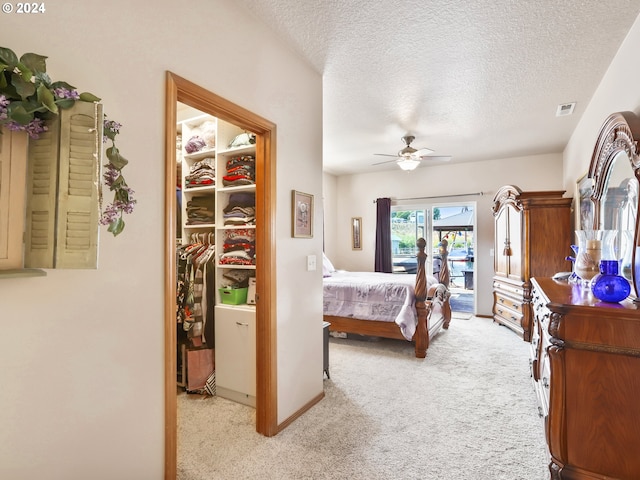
[397,157,420,171]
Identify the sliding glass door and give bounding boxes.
[390,207,433,276]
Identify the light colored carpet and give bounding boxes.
[451,312,473,320]
[177,317,549,479]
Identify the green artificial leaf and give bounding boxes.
[106,146,129,170]
[34,71,51,87]
[0,47,19,68]
[115,187,130,204]
[11,71,36,100]
[15,63,32,83]
[36,83,58,114]
[107,217,125,236]
[7,102,32,125]
[110,175,124,190]
[56,98,76,110]
[50,80,76,91]
[0,70,7,89]
[79,92,101,102]
[20,52,47,74]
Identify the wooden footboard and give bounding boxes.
[325,238,451,358]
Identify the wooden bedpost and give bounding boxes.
[414,237,429,358]
[438,238,450,287]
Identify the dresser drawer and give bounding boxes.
[493,279,525,298]
[494,292,523,314]
[493,302,524,333]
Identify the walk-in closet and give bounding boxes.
[176,102,258,407]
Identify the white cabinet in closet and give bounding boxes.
[214,305,256,406]
[214,120,257,406]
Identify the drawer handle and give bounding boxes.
[538,406,544,418]
[543,377,549,388]
[236,322,249,327]
[499,298,505,303]
[511,303,518,309]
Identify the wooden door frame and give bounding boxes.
[164,72,278,480]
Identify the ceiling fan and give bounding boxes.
[373,135,452,170]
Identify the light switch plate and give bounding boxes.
[307,254,317,271]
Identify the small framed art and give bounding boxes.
[292,190,313,238]
[351,217,362,250]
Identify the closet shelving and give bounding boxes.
[180,115,217,242]
[213,124,257,407]
[177,105,257,406]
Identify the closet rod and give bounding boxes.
[373,192,484,203]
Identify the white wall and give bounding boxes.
[0,1,323,478]
[564,13,640,191]
[324,153,565,316]
[322,172,338,259]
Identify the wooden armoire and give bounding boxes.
[491,185,572,341]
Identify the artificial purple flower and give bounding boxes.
[53,87,80,100]
[24,118,48,138]
[99,203,120,225]
[4,118,48,139]
[103,164,120,187]
[103,119,122,144]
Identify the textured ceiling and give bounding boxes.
[234,0,640,175]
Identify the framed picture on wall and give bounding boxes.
[351,217,362,250]
[292,190,313,238]
[576,172,594,230]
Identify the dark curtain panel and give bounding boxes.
[374,197,392,272]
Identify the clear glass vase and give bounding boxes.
[619,230,634,282]
[574,230,602,286]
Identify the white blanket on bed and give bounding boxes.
[323,271,437,341]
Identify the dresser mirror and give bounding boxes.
[586,111,640,296]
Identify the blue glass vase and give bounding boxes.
[591,260,631,303]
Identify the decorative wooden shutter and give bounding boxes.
[24,102,103,269]
[23,117,60,268]
[0,131,28,270]
[55,102,102,268]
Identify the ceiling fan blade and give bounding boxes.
[373,153,398,157]
[418,155,452,161]
[415,147,435,156]
[372,158,400,166]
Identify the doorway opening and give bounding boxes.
[164,72,278,480]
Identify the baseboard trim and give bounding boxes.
[277,390,325,433]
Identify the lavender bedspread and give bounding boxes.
[322,271,438,341]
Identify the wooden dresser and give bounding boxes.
[492,186,572,341]
[531,277,640,479]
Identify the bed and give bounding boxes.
[323,238,451,358]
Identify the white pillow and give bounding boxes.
[322,253,336,277]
